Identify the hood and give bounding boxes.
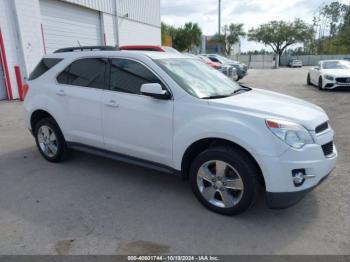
[322,68,350,77]
[209,88,328,130]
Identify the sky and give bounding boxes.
[161,0,350,52]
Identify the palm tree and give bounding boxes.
[183,22,202,51]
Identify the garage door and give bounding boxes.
[0,62,6,100]
[40,0,102,53]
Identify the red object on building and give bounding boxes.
[0,28,13,100]
[14,65,24,101]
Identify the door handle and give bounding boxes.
[56,89,66,96]
[105,99,119,108]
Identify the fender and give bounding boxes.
[24,87,67,138]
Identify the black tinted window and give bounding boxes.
[209,57,220,63]
[109,59,162,94]
[29,58,62,80]
[57,58,107,89]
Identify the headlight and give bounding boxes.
[325,75,334,81]
[265,119,314,149]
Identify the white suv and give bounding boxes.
[24,47,337,215]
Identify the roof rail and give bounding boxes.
[54,46,118,53]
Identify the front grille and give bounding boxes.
[322,141,334,156]
[315,122,329,134]
[336,77,350,83]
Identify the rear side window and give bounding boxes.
[208,57,220,63]
[57,58,107,89]
[109,58,163,94]
[29,58,62,80]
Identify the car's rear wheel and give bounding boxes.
[318,77,323,90]
[34,118,68,162]
[190,146,259,215]
[307,74,311,86]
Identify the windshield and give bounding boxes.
[322,61,350,69]
[156,58,241,98]
[214,55,231,64]
[199,56,212,63]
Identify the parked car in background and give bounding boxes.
[202,54,248,80]
[120,45,180,54]
[289,59,303,68]
[24,47,337,215]
[198,55,238,81]
[197,55,222,70]
[307,60,350,90]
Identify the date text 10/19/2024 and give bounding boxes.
[127,256,220,261]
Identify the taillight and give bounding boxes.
[22,84,29,100]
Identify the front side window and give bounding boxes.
[29,58,62,80]
[109,58,163,94]
[57,58,107,89]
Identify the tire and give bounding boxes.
[34,117,68,162]
[318,77,323,90]
[190,146,259,215]
[307,74,311,86]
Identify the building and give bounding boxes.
[0,0,161,101]
[201,35,241,55]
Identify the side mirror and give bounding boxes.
[140,83,171,100]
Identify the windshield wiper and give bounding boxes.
[202,85,252,99]
[202,94,232,99]
[232,85,252,94]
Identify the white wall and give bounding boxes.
[101,13,116,46]
[0,0,24,99]
[117,0,160,27]
[62,0,114,14]
[118,18,161,46]
[0,0,161,100]
[14,0,44,74]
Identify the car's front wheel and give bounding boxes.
[34,118,68,162]
[318,77,323,90]
[190,146,259,215]
[307,74,311,86]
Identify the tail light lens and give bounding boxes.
[22,84,29,100]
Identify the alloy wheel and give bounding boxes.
[37,125,58,158]
[196,160,244,208]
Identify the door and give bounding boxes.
[0,62,6,100]
[40,0,102,53]
[56,58,108,148]
[102,58,174,166]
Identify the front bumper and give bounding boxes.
[323,77,350,89]
[258,128,337,209]
[266,172,331,209]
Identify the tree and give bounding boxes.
[161,22,202,52]
[248,19,313,67]
[222,23,245,55]
[212,23,245,55]
[181,22,202,51]
[312,1,349,54]
[161,23,178,45]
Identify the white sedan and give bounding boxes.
[307,60,350,90]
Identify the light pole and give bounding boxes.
[218,0,221,36]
